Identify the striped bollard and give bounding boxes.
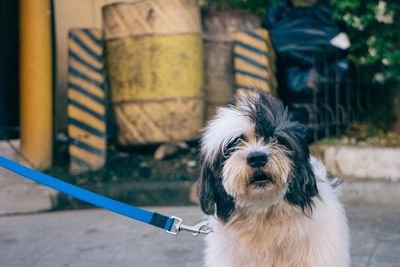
[233,28,277,95]
[67,29,106,174]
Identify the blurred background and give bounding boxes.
[1,1,400,266]
[0,0,399,218]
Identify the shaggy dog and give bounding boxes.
[197,89,350,267]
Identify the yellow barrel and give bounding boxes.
[19,0,52,169]
[103,0,203,145]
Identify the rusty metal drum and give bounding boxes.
[103,0,203,145]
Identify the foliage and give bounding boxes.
[330,0,400,84]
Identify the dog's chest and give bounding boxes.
[206,217,311,267]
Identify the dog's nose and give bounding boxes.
[246,151,268,168]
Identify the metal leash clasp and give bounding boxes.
[166,216,212,236]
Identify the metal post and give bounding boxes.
[19,0,53,169]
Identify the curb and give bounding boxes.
[341,179,400,208]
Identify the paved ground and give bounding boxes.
[0,141,56,214]
[0,205,399,267]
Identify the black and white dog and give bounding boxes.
[198,89,350,267]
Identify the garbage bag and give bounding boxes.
[285,58,350,101]
[262,0,349,100]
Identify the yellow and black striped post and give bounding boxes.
[233,28,277,95]
[67,29,106,174]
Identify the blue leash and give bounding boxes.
[0,156,211,236]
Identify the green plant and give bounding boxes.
[330,0,400,84]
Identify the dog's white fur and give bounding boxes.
[204,157,350,267]
[201,107,252,162]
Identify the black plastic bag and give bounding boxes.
[262,0,348,99]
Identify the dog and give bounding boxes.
[197,89,350,267]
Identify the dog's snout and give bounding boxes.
[246,151,268,168]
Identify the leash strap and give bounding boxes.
[0,156,174,232]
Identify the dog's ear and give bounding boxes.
[276,122,318,212]
[197,158,235,222]
[197,161,216,215]
[285,161,318,212]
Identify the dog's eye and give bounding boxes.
[228,135,244,148]
[223,135,244,158]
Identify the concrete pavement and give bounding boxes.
[0,140,57,215]
[0,205,399,267]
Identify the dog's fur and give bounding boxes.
[197,89,350,267]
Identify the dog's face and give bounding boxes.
[198,89,318,221]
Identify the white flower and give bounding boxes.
[352,16,364,31]
[367,36,376,46]
[375,1,394,24]
[382,58,390,66]
[368,47,378,57]
[343,13,351,23]
[360,57,367,64]
[376,1,387,14]
[374,72,385,83]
